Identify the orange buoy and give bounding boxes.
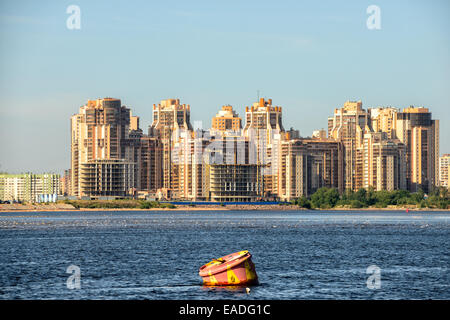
[199,250,259,286]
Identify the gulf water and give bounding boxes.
[0,210,448,299]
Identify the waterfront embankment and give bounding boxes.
[0,202,448,212]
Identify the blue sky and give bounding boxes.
[0,0,449,174]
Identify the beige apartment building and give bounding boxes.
[242,98,286,197]
[369,107,399,139]
[328,100,370,191]
[439,154,450,189]
[70,98,141,198]
[68,96,441,201]
[60,169,72,196]
[138,136,163,192]
[278,137,344,201]
[368,106,439,193]
[356,131,406,191]
[149,99,193,192]
[395,107,439,193]
[202,136,262,202]
[211,105,242,133]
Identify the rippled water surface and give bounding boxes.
[0,210,449,299]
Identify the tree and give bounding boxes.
[297,196,311,209]
[311,187,339,208]
[355,189,367,205]
[411,189,425,204]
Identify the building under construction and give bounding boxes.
[79,159,136,198]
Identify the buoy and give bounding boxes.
[406,208,409,213]
[199,250,259,286]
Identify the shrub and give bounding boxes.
[350,200,364,208]
[297,196,311,209]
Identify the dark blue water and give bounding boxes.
[0,210,448,300]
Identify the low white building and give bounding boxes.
[0,173,60,202]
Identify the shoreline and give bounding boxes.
[0,204,448,213]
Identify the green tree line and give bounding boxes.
[292,187,449,209]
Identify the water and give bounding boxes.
[0,210,448,300]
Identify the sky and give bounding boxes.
[0,0,449,174]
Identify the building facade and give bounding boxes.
[211,105,242,133]
[328,100,370,191]
[0,173,60,202]
[356,131,406,191]
[149,99,192,192]
[439,154,450,189]
[79,159,136,198]
[278,137,344,200]
[395,107,439,193]
[70,98,140,197]
[67,97,441,201]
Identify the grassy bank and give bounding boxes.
[61,199,176,209]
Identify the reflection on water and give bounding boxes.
[0,210,448,300]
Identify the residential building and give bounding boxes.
[79,159,136,198]
[149,99,193,192]
[369,107,399,139]
[0,173,60,202]
[395,107,439,192]
[211,105,242,133]
[60,169,72,196]
[70,98,140,197]
[439,154,450,189]
[278,137,344,200]
[356,131,406,191]
[328,100,370,191]
[138,136,163,192]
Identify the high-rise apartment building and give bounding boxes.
[203,136,261,202]
[242,98,286,197]
[368,106,441,192]
[60,169,72,196]
[278,137,344,200]
[149,99,193,191]
[71,98,140,198]
[356,131,406,191]
[439,154,450,189]
[68,96,440,201]
[211,105,242,132]
[395,107,439,193]
[328,100,369,191]
[138,136,163,192]
[369,107,399,139]
[243,98,284,137]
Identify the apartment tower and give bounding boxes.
[395,107,439,193]
[328,100,370,191]
[70,98,139,197]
